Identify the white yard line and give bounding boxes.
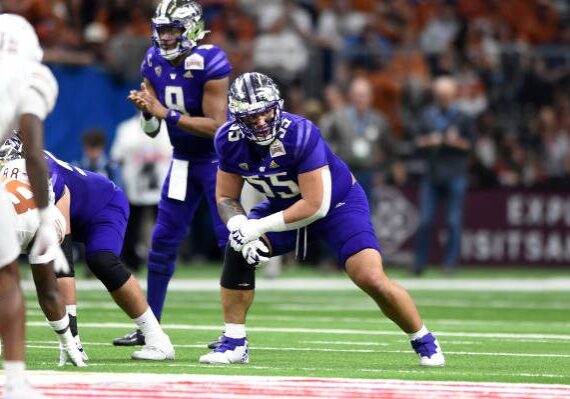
[19,277,570,292]
[26,321,570,341]
[25,334,570,360]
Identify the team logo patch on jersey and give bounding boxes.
[170,73,177,80]
[155,66,162,77]
[269,160,279,169]
[239,163,249,171]
[185,54,204,70]
[270,140,286,158]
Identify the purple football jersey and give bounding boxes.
[47,151,121,233]
[215,112,353,209]
[141,44,231,160]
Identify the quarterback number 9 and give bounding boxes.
[165,86,188,114]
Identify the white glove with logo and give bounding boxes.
[241,239,270,269]
[227,215,263,252]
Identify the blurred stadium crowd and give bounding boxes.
[4,0,570,191]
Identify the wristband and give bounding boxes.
[165,109,182,128]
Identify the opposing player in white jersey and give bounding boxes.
[0,139,86,368]
[0,13,68,399]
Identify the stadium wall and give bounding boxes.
[44,65,136,162]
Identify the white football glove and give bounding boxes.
[29,208,67,264]
[241,239,270,269]
[230,219,262,252]
[58,330,87,367]
[30,208,70,274]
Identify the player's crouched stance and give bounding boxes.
[199,73,445,367]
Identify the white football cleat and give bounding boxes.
[131,334,175,361]
[419,351,445,367]
[199,336,249,364]
[410,332,445,367]
[4,381,47,399]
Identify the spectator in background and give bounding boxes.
[252,0,310,94]
[78,129,122,187]
[419,1,459,71]
[413,76,474,276]
[104,7,152,84]
[321,77,403,207]
[111,112,171,273]
[537,106,570,184]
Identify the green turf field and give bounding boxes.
[21,265,570,385]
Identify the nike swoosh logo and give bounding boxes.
[335,202,346,208]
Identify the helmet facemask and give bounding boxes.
[229,73,284,146]
[152,0,208,60]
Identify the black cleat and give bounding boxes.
[113,329,145,346]
[207,335,223,349]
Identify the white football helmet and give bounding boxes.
[0,13,43,62]
[228,72,284,146]
[152,0,207,61]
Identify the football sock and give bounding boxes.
[134,307,163,338]
[66,304,77,317]
[225,323,246,339]
[4,361,25,387]
[48,313,70,334]
[408,325,429,341]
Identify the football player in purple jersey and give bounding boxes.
[114,0,232,346]
[45,149,175,361]
[199,73,446,367]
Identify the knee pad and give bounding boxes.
[56,234,75,278]
[220,244,255,290]
[86,251,131,292]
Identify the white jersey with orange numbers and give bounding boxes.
[0,14,59,267]
[0,158,65,258]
